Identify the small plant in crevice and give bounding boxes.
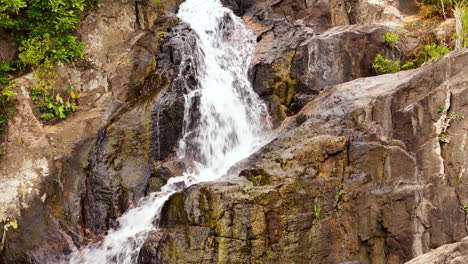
[437,106,465,143]
[33,89,78,121]
[462,201,468,214]
[382,32,401,47]
[29,59,78,121]
[372,54,400,75]
[313,201,322,219]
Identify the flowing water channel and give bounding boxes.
[69,0,271,263]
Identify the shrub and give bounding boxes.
[437,105,464,143]
[372,54,400,75]
[33,88,78,121]
[0,0,86,66]
[415,44,450,64]
[382,32,400,47]
[0,0,87,132]
[401,61,416,70]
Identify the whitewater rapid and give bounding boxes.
[69,0,270,263]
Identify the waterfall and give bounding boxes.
[69,0,270,263]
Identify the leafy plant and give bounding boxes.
[0,0,87,67]
[0,63,17,138]
[313,201,322,219]
[372,54,400,75]
[438,133,449,142]
[437,106,465,143]
[438,105,448,114]
[417,44,450,63]
[382,32,400,47]
[36,91,78,121]
[401,61,416,70]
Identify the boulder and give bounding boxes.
[406,237,468,264]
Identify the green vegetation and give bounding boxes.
[382,32,400,47]
[437,105,464,143]
[313,201,321,219]
[0,63,17,140]
[415,44,450,64]
[0,0,91,137]
[0,0,86,66]
[372,54,400,75]
[422,0,468,17]
[420,0,468,47]
[399,44,450,72]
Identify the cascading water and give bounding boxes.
[69,0,270,263]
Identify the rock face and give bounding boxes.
[406,237,468,264]
[1,0,468,263]
[239,0,419,125]
[139,50,468,264]
[0,0,189,262]
[329,0,419,26]
[81,23,200,238]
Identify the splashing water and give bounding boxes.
[69,0,270,263]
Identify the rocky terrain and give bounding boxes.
[0,0,467,263]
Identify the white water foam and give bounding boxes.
[69,0,270,263]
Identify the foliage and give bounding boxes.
[401,61,416,70]
[438,133,449,142]
[152,0,162,7]
[382,32,400,47]
[32,59,57,92]
[29,60,77,121]
[313,202,321,219]
[0,0,87,135]
[0,0,86,66]
[372,54,400,75]
[33,88,78,121]
[415,44,450,64]
[437,105,464,143]
[0,63,17,137]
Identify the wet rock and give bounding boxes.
[148,159,197,193]
[81,23,200,238]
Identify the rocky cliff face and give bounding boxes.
[138,49,468,264]
[1,0,467,263]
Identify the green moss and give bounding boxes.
[241,168,273,186]
[217,225,227,264]
[271,95,287,122]
[272,51,297,106]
